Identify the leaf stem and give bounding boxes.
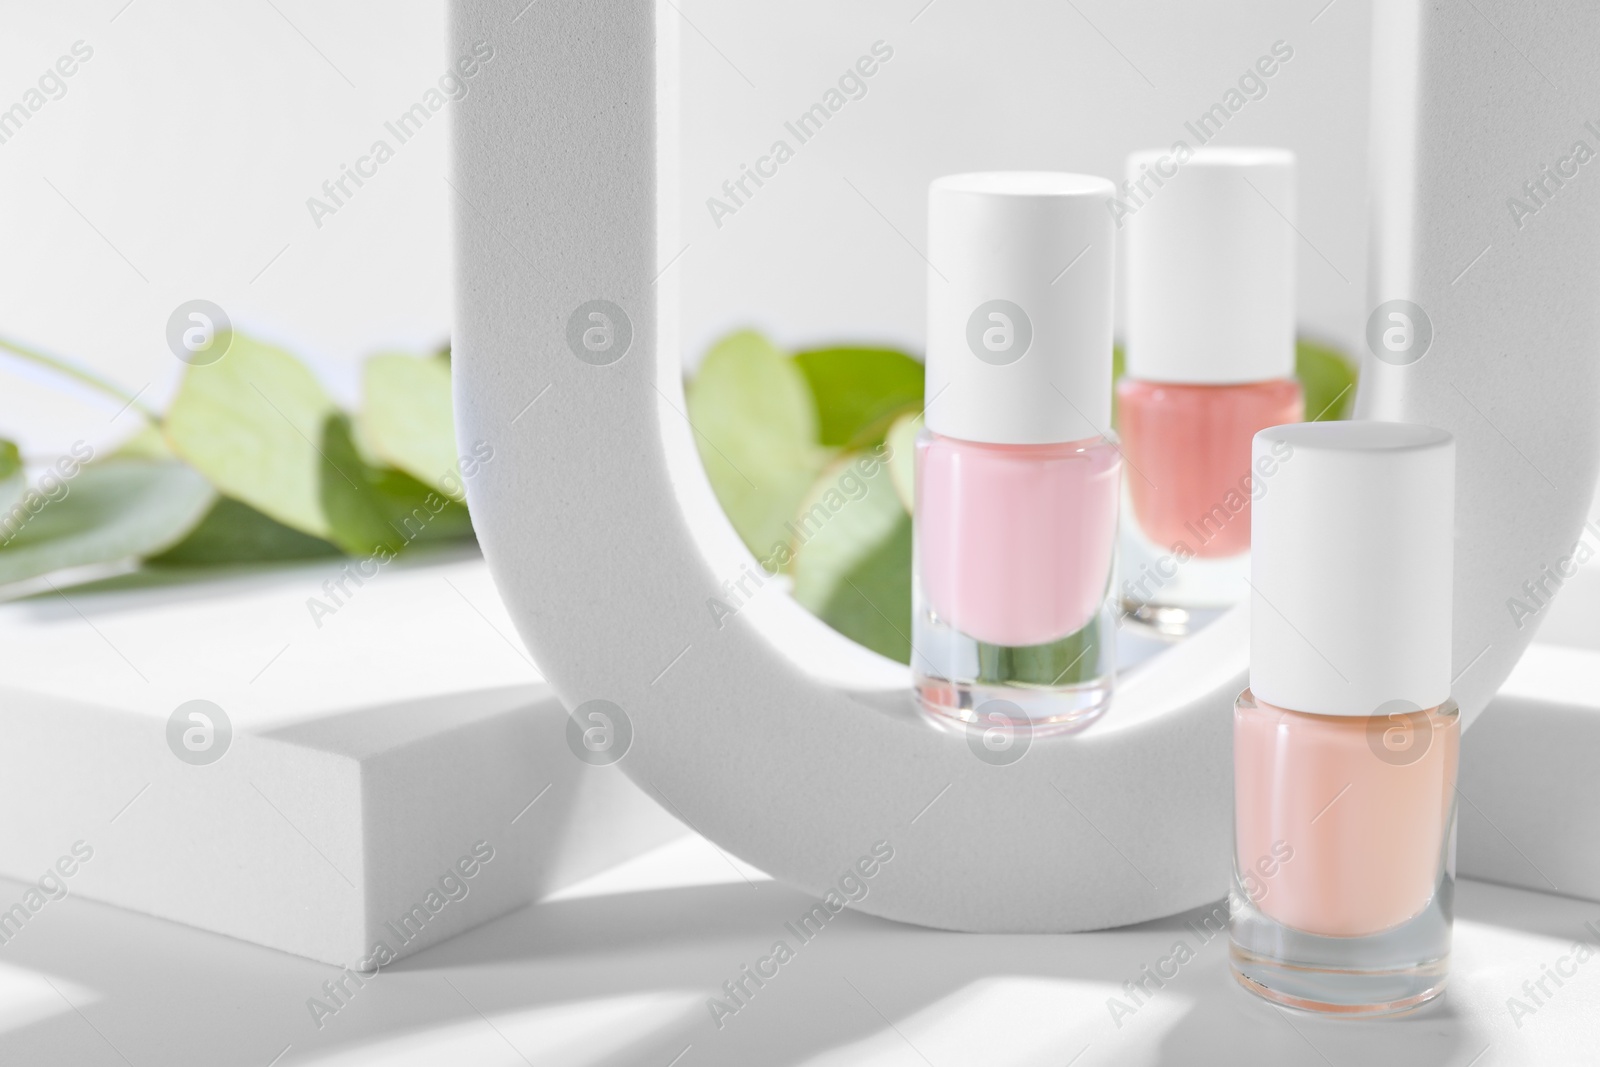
[0,336,160,423]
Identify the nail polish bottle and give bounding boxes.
[913,173,1121,733]
[1230,421,1459,1016]
[1117,148,1303,635]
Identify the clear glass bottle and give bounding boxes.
[1118,378,1302,633]
[912,172,1121,733]
[1230,691,1460,1014]
[1117,147,1303,635]
[1229,421,1459,1016]
[913,429,1120,730]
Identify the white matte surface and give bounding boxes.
[1359,0,1600,727]
[452,0,1600,932]
[0,555,685,964]
[1460,646,1600,900]
[2,836,1597,1065]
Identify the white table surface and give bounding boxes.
[2,828,1596,1067]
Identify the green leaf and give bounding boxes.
[111,425,176,461]
[319,413,473,556]
[792,346,924,448]
[164,333,337,538]
[1296,339,1357,421]
[149,496,341,565]
[791,451,911,661]
[0,440,22,514]
[1111,343,1126,426]
[885,412,920,513]
[0,460,215,586]
[816,517,912,664]
[360,353,461,496]
[686,330,830,560]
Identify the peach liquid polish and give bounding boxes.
[912,173,1120,732]
[1116,148,1303,635]
[1229,421,1458,1016]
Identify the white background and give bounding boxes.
[0,0,1372,460]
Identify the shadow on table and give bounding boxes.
[0,869,1563,1066]
[390,876,1501,1066]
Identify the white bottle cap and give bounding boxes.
[925,172,1115,445]
[1250,421,1455,716]
[1124,147,1296,384]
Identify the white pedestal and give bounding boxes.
[1460,645,1600,901]
[0,552,685,965]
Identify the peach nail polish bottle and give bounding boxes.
[1116,148,1303,635]
[1230,421,1459,1016]
[913,173,1121,733]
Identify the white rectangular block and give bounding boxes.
[1460,641,1600,901]
[0,554,684,964]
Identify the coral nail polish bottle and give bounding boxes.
[1117,148,1303,635]
[1230,421,1459,1016]
[912,173,1121,733]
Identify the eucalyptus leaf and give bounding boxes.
[0,460,215,586]
[319,413,473,556]
[0,440,22,514]
[164,333,337,538]
[1296,339,1357,421]
[885,412,920,514]
[791,451,910,661]
[361,353,460,495]
[792,345,924,448]
[112,425,176,461]
[686,330,830,561]
[815,516,912,664]
[150,496,341,565]
[1111,344,1126,426]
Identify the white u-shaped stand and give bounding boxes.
[450,0,1600,931]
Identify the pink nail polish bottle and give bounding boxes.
[1230,421,1459,1016]
[1117,148,1303,636]
[913,173,1121,733]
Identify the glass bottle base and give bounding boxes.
[911,595,1115,737]
[1228,878,1453,1017]
[913,674,1111,735]
[1229,945,1449,1017]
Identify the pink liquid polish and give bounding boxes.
[1230,421,1458,1017]
[1116,148,1303,635]
[912,173,1121,733]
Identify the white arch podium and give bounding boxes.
[450,0,1600,931]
